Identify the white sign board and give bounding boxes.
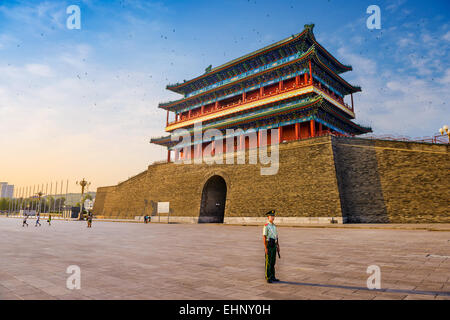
[157,202,170,214]
[84,199,94,210]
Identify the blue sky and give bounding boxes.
[0,0,449,189]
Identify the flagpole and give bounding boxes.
[59,180,63,216]
[49,182,53,216]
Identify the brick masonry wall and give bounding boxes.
[97,170,149,218]
[93,135,343,220]
[93,135,450,223]
[332,136,450,223]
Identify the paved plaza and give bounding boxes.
[0,217,449,300]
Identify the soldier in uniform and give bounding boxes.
[263,210,280,283]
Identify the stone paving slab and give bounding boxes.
[0,217,449,300]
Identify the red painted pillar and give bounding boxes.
[257,131,260,147]
[166,110,169,126]
[258,130,264,147]
[295,75,300,86]
[175,113,179,122]
[201,105,204,114]
[309,60,313,84]
[215,101,218,110]
[279,80,283,91]
[319,123,323,135]
[259,86,264,97]
[278,125,283,143]
[295,122,300,140]
[304,72,307,84]
[167,149,171,162]
[310,120,315,137]
[188,109,191,119]
[242,91,246,102]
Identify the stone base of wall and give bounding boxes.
[224,216,344,225]
[134,216,344,225]
[136,216,223,224]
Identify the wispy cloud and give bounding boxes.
[443,30,450,41]
[0,58,168,188]
[0,33,18,50]
[25,63,54,77]
[0,1,67,32]
[386,0,407,12]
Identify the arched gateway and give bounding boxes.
[199,175,227,223]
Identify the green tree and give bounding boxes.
[0,198,10,211]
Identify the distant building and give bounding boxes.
[0,182,14,199]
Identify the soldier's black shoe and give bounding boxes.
[266,279,273,283]
[271,278,280,282]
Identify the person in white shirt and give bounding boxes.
[263,210,280,283]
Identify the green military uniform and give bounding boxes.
[263,210,278,282]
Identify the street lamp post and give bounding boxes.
[36,191,44,214]
[439,125,449,143]
[76,178,91,220]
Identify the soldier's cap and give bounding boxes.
[266,210,275,216]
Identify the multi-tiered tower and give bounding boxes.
[151,24,371,161]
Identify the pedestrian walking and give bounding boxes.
[22,214,29,227]
[87,211,93,228]
[35,212,41,227]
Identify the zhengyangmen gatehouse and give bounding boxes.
[93,24,450,224]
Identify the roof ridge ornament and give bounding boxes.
[304,24,316,40]
[304,23,315,32]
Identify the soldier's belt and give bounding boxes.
[267,238,276,247]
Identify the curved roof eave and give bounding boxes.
[160,47,360,111]
[166,25,352,95]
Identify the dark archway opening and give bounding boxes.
[199,175,227,223]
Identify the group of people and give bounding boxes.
[143,214,151,223]
[22,213,52,227]
[21,210,94,228]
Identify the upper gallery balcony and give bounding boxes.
[166,75,354,130]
